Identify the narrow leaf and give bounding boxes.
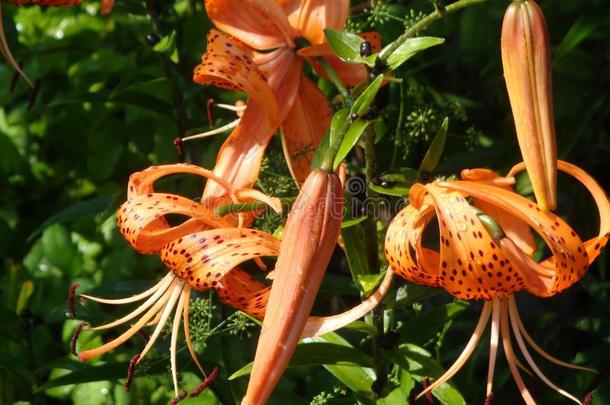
[351,74,384,117]
[385,37,445,70]
[333,119,374,169]
[419,117,449,173]
[325,29,366,64]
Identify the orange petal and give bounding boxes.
[461,168,536,256]
[100,0,114,14]
[216,269,270,320]
[280,77,332,185]
[251,47,302,122]
[159,228,280,292]
[205,0,295,50]
[283,0,349,44]
[194,29,278,125]
[203,101,278,199]
[511,160,610,265]
[441,178,587,296]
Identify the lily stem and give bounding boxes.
[379,0,488,64]
[363,125,387,393]
[316,57,350,101]
[145,0,190,135]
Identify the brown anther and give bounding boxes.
[189,366,218,398]
[71,321,86,355]
[67,283,79,319]
[206,98,216,128]
[173,137,184,158]
[136,328,150,342]
[170,391,187,405]
[27,79,41,111]
[422,377,434,404]
[484,393,493,405]
[583,393,592,405]
[124,354,140,392]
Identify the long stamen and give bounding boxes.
[508,299,583,404]
[170,285,188,397]
[136,281,184,363]
[182,288,207,376]
[302,271,394,338]
[500,300,536,405]
[509,297,595,373]
[181,119,240,142]
[215,103,246,112]
[80,272,174,305]
[0,5,34,88]
[487,299,502,396]
[78,280,176,361]
[417,302,493,399]
[89,275,175,331]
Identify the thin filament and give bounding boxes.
[182,119,240,142]
[487,299,502,396]
[170,285,188,397]
[500,300,536,405]
[417,302,493,399]
[80,272,174,305]
[0,5,34,88]
[182,289,207,376]
[509,297,595,373]
[508,299,583,404]
[89,274,175,331]
[137,281,184,363]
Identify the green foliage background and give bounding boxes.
[0,0,608,404]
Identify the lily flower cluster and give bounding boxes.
[68,0,609,404]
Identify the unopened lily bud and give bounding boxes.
[243,169,344,405]
[501,0,557,211]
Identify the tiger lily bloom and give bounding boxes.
[77,164,283,400]
[193,0,379,197]
[1,0,113,90]
[77,164,393,400]
[501,0,557,211]
[385,160,609,404]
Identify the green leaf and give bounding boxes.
[384,37,445,70]
[333,119,374,169]
[419,117,449,173]
[28,195,115,241]
[312,108,350,170]
[355,273,386,296]
[369,182,410,197]
[380,167,419,184]
[325,29,367,64]
[341,215,367,229]
[307,333,375,399]
[391,284,441,309]
[396,301,468,345]
[341,221,371,290]
[377,386,408,404]
[343,320,379,336]
[350,74,384,117]
[229,341,373,380]
[387,344,466,405]
[0,351,34,384]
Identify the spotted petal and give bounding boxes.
[205,0,295,50]
[194,29,278,125]
[159,228,280,293]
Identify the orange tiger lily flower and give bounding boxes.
[1,0,113,90]
[77,163,392,400]
[193,0,380,197]
[385,160,609,404]
[77,164,283,400]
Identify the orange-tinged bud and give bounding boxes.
[242,169,343,405]
[501,0,557,211]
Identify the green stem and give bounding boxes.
[362,127,387,393]
[317,57,350,101]
[390,80,406,167]
[379,0,488,64]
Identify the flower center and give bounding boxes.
[293,36,311,50]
